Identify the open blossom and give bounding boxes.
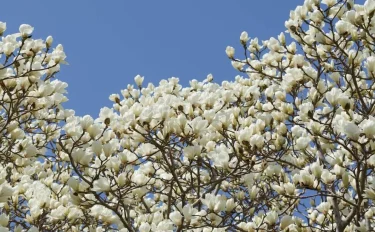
[321,170,336,185]
[295,135,310,150]
[169,211,182,226]
[92,177,111,192]
[360,116,375,138]
[134,74,144,87]
[280,216,293,230]
[335,20,352,35]
[250,134,264,148]
[364,0,375,15]
[0,184,13,202]
[51,44,67,63]
[183,145,201,160]
[265,211,278,225]
[139,222,151,232]
[179,206,197,224]
[132,171,149,186]
[366,56,375,74]
[343,122,361,141]
[19,24,34,37]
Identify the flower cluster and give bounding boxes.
[1,0,375,231]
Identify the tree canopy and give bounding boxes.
[1,0,375,231]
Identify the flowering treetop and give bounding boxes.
[0,0,375,231]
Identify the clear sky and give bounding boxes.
[1,1,301,117]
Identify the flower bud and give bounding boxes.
[0,213,9,227]
[206,73,213,82]
[249,186,259,200]
[225,46,235,58]
[278,32,286,45]
[0,22,6,35]
[342,172,349,188]
[265,211,278,225]
[134,75,144,87]
[46,36,53,47]
[240,31,249,45]
[225,198,236,212]
[280,215,293,230]
[365,189,375,200]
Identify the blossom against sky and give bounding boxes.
[1,1,300,116]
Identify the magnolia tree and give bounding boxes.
[1,0,375,231]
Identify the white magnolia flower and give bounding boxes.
[132,171,149,186]
[250,134,264,148]
[283,183,295,195]
[46,35,53,47]
[364,189,375,200]
[0,214,9,227]
[225,46,235,58]
[169,211,182,226]
[364,0,375,15]
[320,0,337,8]
[335,20,351,35]
[295,135,310,150]
[311,161,323,178]
[134,75,144,87]
[321,170,336,185]
[92,177,111,192]
[206,73,213,82]
[343,122,361,140]
[139,222,151,232]
[182,204,198,222]
[0,184,13,203]
[280,215,293,230]
[265,211,278,225]
[360,116,375,138]
[0,22,6,34]
[225,198,236,212]
[240,31,249,44]
[19,24,34,37]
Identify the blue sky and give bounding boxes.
[2,1,300,117]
